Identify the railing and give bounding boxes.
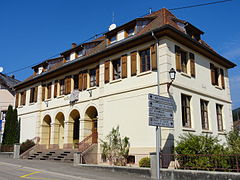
[78,132,98,153]
[161,154,240,172]
[20,137,40,159]
[0,145,14,152]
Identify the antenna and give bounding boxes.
[108,11,117,31]
[0,67,3,73]
[112,12,115,24]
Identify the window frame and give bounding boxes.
[59,79,65,96]
[89,68,97,87]
[216,104,224,131]
[181,94,192,128]
[200,99,209,130]
[139,48,151,73]
[112,58,122,80]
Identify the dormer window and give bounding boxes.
[127,28,135,37]
[110,35,117,44]
[65,55,70,61]
[38,67,44,75]
[77,49,84,57]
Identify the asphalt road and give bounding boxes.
[0,157,150,180]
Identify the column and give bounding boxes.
[63,121,74,149]
[49,123,59,149]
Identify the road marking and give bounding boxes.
[18,169,59,180]
[0,161,95,180]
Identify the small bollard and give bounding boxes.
[150,152,158,179]
[73,152,81,166]
[13,143,20,159]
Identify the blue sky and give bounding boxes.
[0,0,239,108]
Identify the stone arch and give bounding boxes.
[69,109,80,148]
[40,114,51,148]
[83,106,98,143]
[55,112,65,149]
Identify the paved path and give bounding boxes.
[0,157,150,180]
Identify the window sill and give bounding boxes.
[18,105,24,108]
[57,95,65,99]
[137,71,152,77]
[218,131,226,135]
[181,72,191,79]
[87,86,97,90]
[202,130,213,134]
[182,127,195,132]
[29,102,36,106]
[110,79,122,84]
[215,86,223,90]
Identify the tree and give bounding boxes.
[226,129,240,153]
[100,126,130,166]
[2,105,20,145]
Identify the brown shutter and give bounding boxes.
[104,61,110,83]
[210,63,216,85]
[175,45,181,72]
[151,44,157,70]
[220,69,225,89]
[96,66,99,86]
[189,53,196,77]
[54,81,58,98]
[67,77,71,94]
[124,30,128,38]
[34,86,38,102]
[131,52,137,76]
[48,84,52,99]
[42,85,45,101]
[15,93,19,108]
[78,73,83,91]
[64,78,68,95]
[121,55,127,78]
[83,72,87,90]
[23,91,26,105]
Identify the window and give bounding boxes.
[139,49,151,73]
[1,111,7,120]
[181,94,191,128]
[77,49,84,57]
[30,87,38,103]
[65,55,70,61]
[200,100,209,130]
[110,35,117,44]
[89,69,96,87]
[20,91,26,106]
[59,79,65,95]
[47,83,52,99]
[216,104,223,131]
[210,63,225,89]
[112,59,121,80]
[180,51,188,73]
[127,28,135,36]
[73,75,79,89]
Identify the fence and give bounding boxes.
[0,145,14,152]
[161,154,240,172]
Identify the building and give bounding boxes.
[0,73,20,142]
[14,8,236,163]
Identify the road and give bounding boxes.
[0,157,150,180]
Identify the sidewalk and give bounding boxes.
[0,157,150,180]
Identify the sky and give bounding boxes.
[0,0,239,108]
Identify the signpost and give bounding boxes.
[148,93,174,180]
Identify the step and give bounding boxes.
[63,152,71,154]
[30,155,36,158]
[37,152,43,154]
[49,152,56,153]
[60,153,68,156]
[27,158,33,160]
[46,153,52,156]
[39,158,47,160]
[57,156,64,158]
[42,156,49,158]
[33,153,40,156]
[53,158,61,161]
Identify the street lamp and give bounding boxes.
[167,68,176,92]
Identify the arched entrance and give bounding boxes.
[84,106,98,143]
[41,115,51,148]
[55,112,65,149]
[69,109,80,148]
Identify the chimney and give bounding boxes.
[72,43,77,48]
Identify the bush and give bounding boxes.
[139,157,150,167]
[20,139,35,154]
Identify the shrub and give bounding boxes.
[20,139,35,154]
[139,157,150,167]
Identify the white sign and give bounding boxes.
[70,90,79,103]
[148,93,174,128]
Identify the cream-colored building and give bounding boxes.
[14,8,236,163]
[0,73,20,142]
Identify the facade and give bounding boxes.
[0,73,20,142]
[14,8,236,163]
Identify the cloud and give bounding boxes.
[223,47,240,60]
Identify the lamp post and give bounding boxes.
[167,68,176,92]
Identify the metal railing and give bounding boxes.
[78,132,98,153]
[161,154,240,172]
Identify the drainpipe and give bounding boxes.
[151,31,161,180]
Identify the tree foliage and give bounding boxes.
[139,157,151,167]
[226,129,240,153]
[100,126,130,166]
[2,105,20,145]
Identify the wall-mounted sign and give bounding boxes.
[70,90,79,103]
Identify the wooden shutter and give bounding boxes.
[23,91,26,105]
[64,78,68,95]
[78,73,83,91]
[67,77,71,94]
[189,53,195,77]
[83,72,87,90]
[15,93,19,108]
[220,68,225,89]
[42,85,45,101]
[151,44,157,70]
[121,55,127,78]
[48,84,51,99]
[54,81,58,98]
[175,45,181,72]
[124,30,128,38]
[104,61,110,83]
[96,66,99,86]
[210,63,216,85]
[34,86,38,102]
[131,52,137,76]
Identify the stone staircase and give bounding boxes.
[27,150,75,163]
